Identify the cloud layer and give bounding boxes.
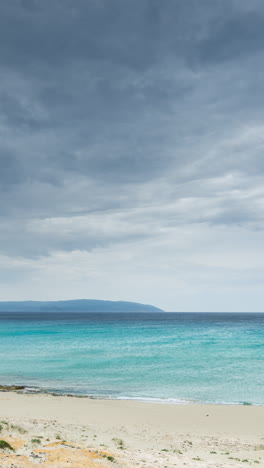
[1,0,264,311]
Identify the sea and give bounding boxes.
[0,312,263,405]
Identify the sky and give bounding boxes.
[0,0,264,312]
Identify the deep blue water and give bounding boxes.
[0,312,263,405]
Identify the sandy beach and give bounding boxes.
[0,392,262,467]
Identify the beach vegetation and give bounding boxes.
[210,451,217,454]
[112,437,125,449]
[161,448,169,452]
[184,440,192,446]
[10,424,27,434]
[242,460,249,463]
[103,454,115,462]
[31,438,41,444]
[173,449,183,454]
[0,440,15,451]
[0,425,3,432]
[56,434,62,440]
[254,461,260,464]
[192,457,202,461]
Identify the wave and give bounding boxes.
[0,384,263,406]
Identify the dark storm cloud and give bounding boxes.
[0,151,24,187]
[0,0,216,69]
[0,0,264,259]
[197,10,264,64]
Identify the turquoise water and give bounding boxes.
[0,313,263,405]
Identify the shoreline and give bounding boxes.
[0,384,262,407]
[0,391,263,466]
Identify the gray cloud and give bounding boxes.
[197,10,264,64]
[0,0,264,309]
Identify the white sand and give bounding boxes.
[0,391,263,467]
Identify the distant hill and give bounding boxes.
[0,299,163,313]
